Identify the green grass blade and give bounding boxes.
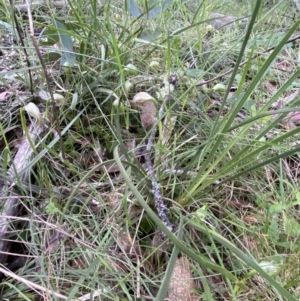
[178,0,263,203]
[187,218,297,301]
[113,145,248,290]
[216,144,300,187]
[178,16,300,204]
[155,215,183,300]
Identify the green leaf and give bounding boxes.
[45,199,61,214]
[0,20,19,39]
[269,203,286,214]
[53,19,76,66]
[284,216,300,237]
[139,28,162,41]
[186,69,205,78]
[38,27,59,46]
[148,0,174,18]
[42,52,61,63]
[126,0,141,17]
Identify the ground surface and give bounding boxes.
[1,0,300,300]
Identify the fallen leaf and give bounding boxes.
[167,256,201,301]
[130,92,157,130]
[0,91,7,100]
[46,224,68,253]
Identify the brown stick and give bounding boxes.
[24,0,66,162]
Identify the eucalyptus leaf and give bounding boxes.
[0,20,19,39]
[53,19,76,66]
[148,0,174,18]
[126,0,141,17]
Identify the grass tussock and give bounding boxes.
[1,0,300,300]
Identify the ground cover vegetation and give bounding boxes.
[1,0,300,300]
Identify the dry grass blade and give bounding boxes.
[0,266,73,300]
[0,123,46,264]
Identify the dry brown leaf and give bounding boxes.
[225,198,253,209]
[139,101,157,130]
[243,215,258,225]
[167,257,201,301]
[130,92,157,130]
[263,80,278,95]
[275,59,294,72]
[208,12,236,29]
[71,256,87,269]
[106,185,128,211]
[46,224,68,253]
[241,234,259,255]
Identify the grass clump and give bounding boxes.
[0,0,300,300]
